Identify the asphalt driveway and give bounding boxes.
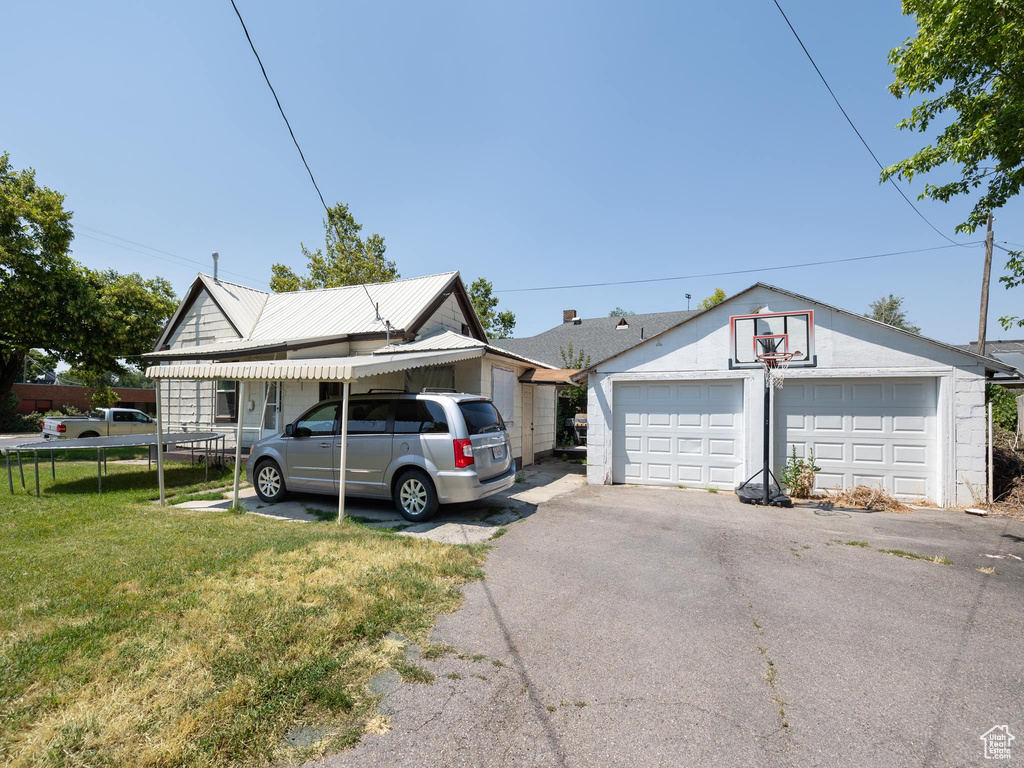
[313,485,1024,768]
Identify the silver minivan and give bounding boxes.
[245,392,516,521]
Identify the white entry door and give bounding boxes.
[776,377,938,500]
[613,380,744,488]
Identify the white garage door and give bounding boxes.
[776,378,938,500]
[613,380,744,488]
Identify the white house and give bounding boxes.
[144,271,571,467]
[578,283,1015,507]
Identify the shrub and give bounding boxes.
[0,392,44,433]
[987,384,1018,433]
[780,446,820,498]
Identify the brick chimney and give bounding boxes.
[562,309,577,323]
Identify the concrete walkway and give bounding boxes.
[171,461,586,543]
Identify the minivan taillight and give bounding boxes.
[57,424,66,433]
[453,438,474,468]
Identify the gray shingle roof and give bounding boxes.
[491,310,696,368]
[954,340,1024,373]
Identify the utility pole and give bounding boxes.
[977,212,994,356]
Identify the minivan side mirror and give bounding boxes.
[284,424,295,437]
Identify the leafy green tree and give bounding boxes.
[557,343,590,445]
[468,277,515,339]
[20,350,59,382]
[866,294,921,334]
[986,383,1017,432]
[0,152,177,403]
[270,202,398,291]
[697,288,727,310]
[609,307,635,317]
[89,385,121,409]
[881,2,1024,327]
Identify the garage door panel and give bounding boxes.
[852,443,884,463]
[678,438,702,454]
[777,377,937,501]
[613,380,743,488]
[813,442,844,461]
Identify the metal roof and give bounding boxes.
[143,335,354,360]
[375,329,485,354]
[251,272,458,338]
[145,347,485,382]
[374,329,555,369]
[199,274,269,337]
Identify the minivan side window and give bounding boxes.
[394,400,449,434]
[348,400,390,434]
[295,403,338,437]
[458,401,504,435]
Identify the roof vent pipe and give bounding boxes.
[212,252,219,282]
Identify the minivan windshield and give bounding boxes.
[459,400,504,435]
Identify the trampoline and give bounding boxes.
[3,432,225,496]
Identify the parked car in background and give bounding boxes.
[246,392,516,521]
[42,408,157,439]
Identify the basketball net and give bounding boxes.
[758,351,794,389]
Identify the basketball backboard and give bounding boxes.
[729,310,816,369]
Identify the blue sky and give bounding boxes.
[3,0,1021,341]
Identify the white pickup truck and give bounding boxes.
[42,408,157,439]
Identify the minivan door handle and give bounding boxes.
[319,442,331,448]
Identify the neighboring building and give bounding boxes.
[493,308,695,368]
[144,271,569,466]
[955,339,1024,390]
[12,383,156,416]
[576,282,1015,507]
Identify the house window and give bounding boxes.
[405,365,454,393]
[491,366,516,427]
[319,382,342,401]
[215,380,238,423]
[461,323,470,336]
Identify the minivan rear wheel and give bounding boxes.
[393,469,438,522]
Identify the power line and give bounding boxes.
[769,0,966,248]
[229,0,330,215]
[496,242,982,293]
[75,230,270,288]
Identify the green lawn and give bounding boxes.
[0,459,486,767]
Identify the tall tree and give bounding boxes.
[608,307,635,317]
[866,294,921,334]
[270,202,398,291]
[0,152,177,404]
[697,288,727,310]
[881,1,1024,328]
[468,277,516,339]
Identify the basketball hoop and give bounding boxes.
[757,351,794,389]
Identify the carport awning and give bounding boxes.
[144,347,485,381]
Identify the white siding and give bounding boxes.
[419,294,469,337]
[160,289,241,442]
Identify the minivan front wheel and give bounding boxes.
[394,469,438,522]
[254,459,288,503]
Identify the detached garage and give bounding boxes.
[581,283,1015,507]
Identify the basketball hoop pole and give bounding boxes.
[762,372,771,506]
